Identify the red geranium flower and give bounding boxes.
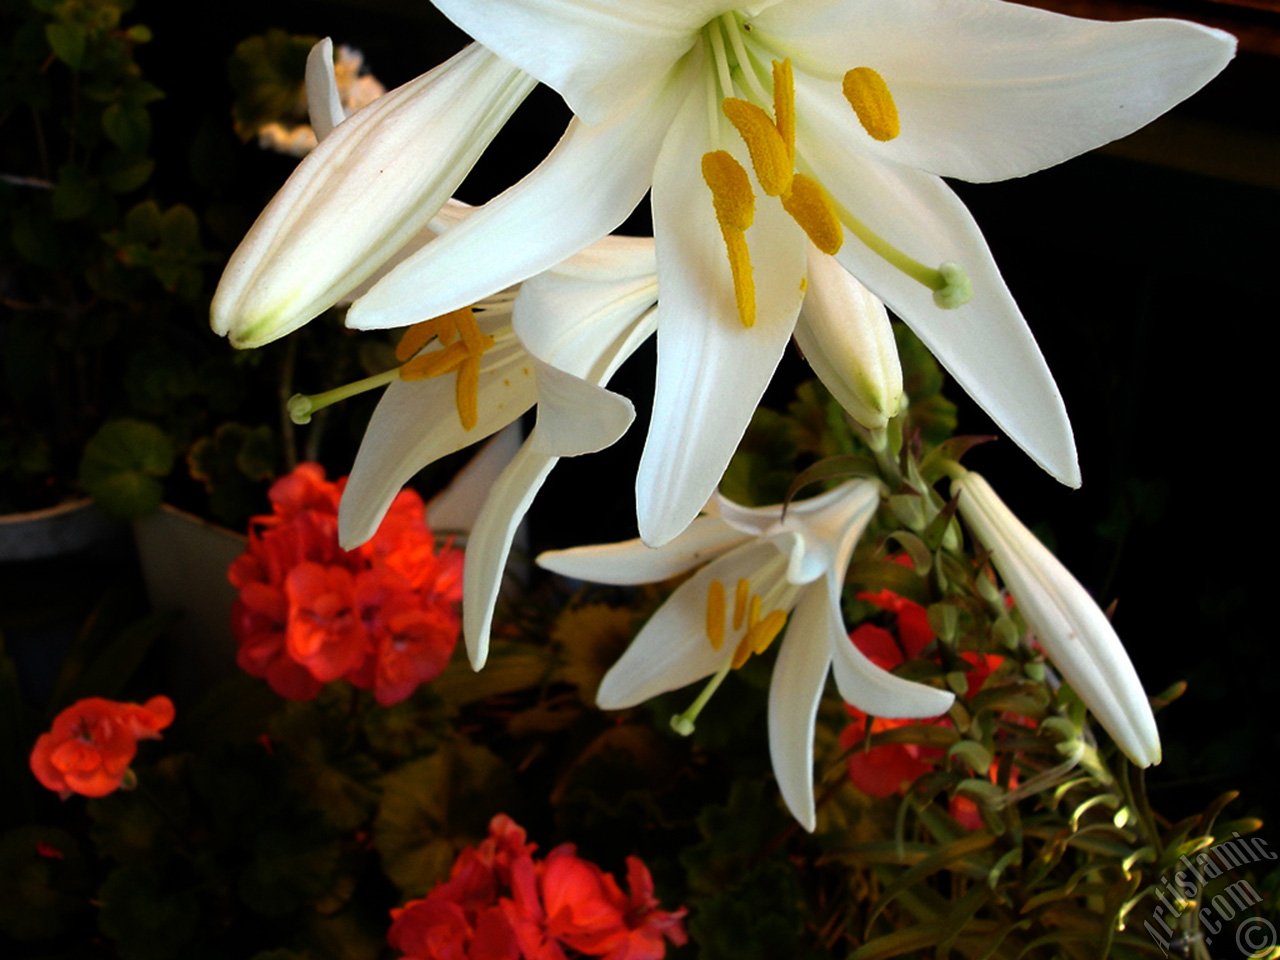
[391,817,685,960]
[229,464,462,704]
[842,582,1009,809]
[30,696,174,799]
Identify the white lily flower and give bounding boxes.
[337,235,659,672]
[538,480,955,830]
[951,470,1161,767]
[210,41,536,349]
[341,0,1233,546]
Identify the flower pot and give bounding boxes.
[132,504,247,703]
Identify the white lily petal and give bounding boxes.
[337,330,537,548]
[714,477,866,537]
[768,583,836,831]
[794,251,902,430]
[211,44,535,349]
[430,0,733,123]
[953,472,1160,766]
[798,117,1079,487]
[538,515,749,585]
[338,199,473,307]
[527,355,635,457]
[595,539,783,709]
[638,89,808,547]
[346,71,684,333]
[425,422,524,535]
[717,481,880,585]
[754,0,1234,183]
[306,38,345,141]
[463,437,559,669]
[829,585,956,719]
[513,236,659,379]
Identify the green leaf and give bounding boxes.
[52,163,99,220]
[102,152,154,193]
[44,22,86,70]
[867,832,997,927]
[97,865,199,960]
[0,826,91,942]
[102,101,151,153]
[374,737,513,896]
[432,640,552,707]
[79,418,175,519]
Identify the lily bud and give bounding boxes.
[952,471,1161,767]
[211,44,536,350]
[794,251,903,430]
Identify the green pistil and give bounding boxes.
[670,661,733,736]
[827,195,973,310]
[287,367,399,424]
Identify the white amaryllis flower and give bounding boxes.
[538,480,955,830]
[951,470,1160,767]
[338,236,659,672]
[337,0,1234,547]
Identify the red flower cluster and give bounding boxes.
[841,583,1007,827]
[229,463,463,705]
[389,815,688,960]
[30,696,174,799]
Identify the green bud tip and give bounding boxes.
[932,262,972,310]
[287,394,314,425]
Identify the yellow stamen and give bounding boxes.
[702,151,757,328]
[399,341,470,381]
[722,231,756,329]
[748,594,762,630]
[772,60,795,165]
[781,174,844,255]
[747,610,788,655]
[722,98,792,197]
[455,356,480,431]
[701,150,755,232]
[732,578,750,631]
[435,310,459,346]
[843,67,900,142]
[454,307,485,355]
[706,580,727,651]
[731,635,753,670]
[395,319,438,363]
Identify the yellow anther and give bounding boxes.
[748,594,762,630]
[731,635,753,670]
[399,340,470,381]
[455,356,480,431]
[732,578,750,631]
[722,98,792,197]
[396,319,438,362]
[747,610,787,655]
[435,310,459,346]
[772,60,795,165]
[781,174,844,256]
[722,231,756,329]
[702,150,755,232]
[706,580,727,651]
[702,151,757,329]
[455,307,486,356]
[843,67,900,142]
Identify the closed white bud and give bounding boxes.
[794,251,903,430]
[953,470,1161,767]
[211,44,535,349]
